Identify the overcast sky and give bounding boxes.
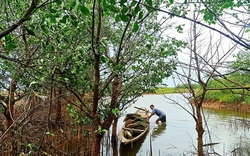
[157,4,248,87]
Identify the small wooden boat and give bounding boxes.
[119,107,149,145]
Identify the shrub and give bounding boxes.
[205,90,222,101]
[243,96,250,104]
[219,94,241,103]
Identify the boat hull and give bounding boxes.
[119,108,149,145]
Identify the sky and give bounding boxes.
[157,3,249,87]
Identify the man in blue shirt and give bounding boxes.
[147,104,166,124]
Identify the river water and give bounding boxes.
[107,94,250,156]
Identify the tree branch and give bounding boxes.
[134,1,250,50]
[0,0,56,39]
[0,1,37,39]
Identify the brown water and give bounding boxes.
[104,94,250,156]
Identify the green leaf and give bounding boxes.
[138,11,143,20]
[56,0,62,5]
[107,5,119,13]
[121,6,128,14]
[97,125,107,134]
[112,108,120,116]
[26,28,36,36]
[130,1,137,7]
[146,0,153,6]
[100,56,108,63]
[120,0,127,5]
[78,5,90,15]
[132,22,139,32]
[29,81,37,87]
[115,15,120,22]
[27,143,34,150]
[60,15,68,23]
[68,1,76,10]
[120,13,129,22]
[49,14,57,23]
[6,41,16,50]
[41,25,49,33]
[70,14,77,20]
[133,6,141,15]
[45,131,55,137]
[50,8,57,13]
[5,34,11,42]
[71,19,78,27]
[109,0,116,5]
[169,0,174,4]
[176,25,183,33]
[102,0,107,11]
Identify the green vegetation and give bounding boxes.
[205,79,250,104]
[153,75,250,104]
[154,85,250,104]
[204,51,250,104]
[0,0,185,155]
[151,83,199,94]
[205,90,244,103]
[154,87,189,94]
[0,0,250,155]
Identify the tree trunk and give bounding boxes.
[92,50,101,155]
[111,117,118,143]
[112,135,118,156]
[196,106,204,156]
[55,86,62,125]
[91,133,102,156]
[5,79,17,127]
[4,108,12,127]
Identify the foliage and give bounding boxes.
[219,93,242,103]
[230,51,250,86]
[0,1,187,141]
[0,106,4,113]
[5,0,248,154]
[96,125,107,135]
[176,83,200,89]
[20,141,37,156]
[243,96,250,104]
[198,0,250,24]
[45,131,55,137]
[154,87,189,94]
[67,104,92,126]
[154,87,174,94]
[205,78,250,104]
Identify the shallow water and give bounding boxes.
[113,94,250,156]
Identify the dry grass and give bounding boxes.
[0,96,92,156]
[202,100,250,113]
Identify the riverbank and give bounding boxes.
[144,92,250,113]
[202,100,250,113]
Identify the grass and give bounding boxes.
[154,87,189,94]
[150,86,250,104]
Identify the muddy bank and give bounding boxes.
[202,100,250,113]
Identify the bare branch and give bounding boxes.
[134,0,250,49]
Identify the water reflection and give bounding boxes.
[151,123,166,140]
[119,130,149,156]
[113,94,250,155]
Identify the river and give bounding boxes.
[103,94,250,156]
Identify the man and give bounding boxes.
[147,104,166,124]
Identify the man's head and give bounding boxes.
[150,104,154,110]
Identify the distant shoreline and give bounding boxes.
[143,93,250,113]
[202,100,250,113]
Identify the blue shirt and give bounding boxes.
[152,108,165,117]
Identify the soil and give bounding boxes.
[202,100,250,113]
